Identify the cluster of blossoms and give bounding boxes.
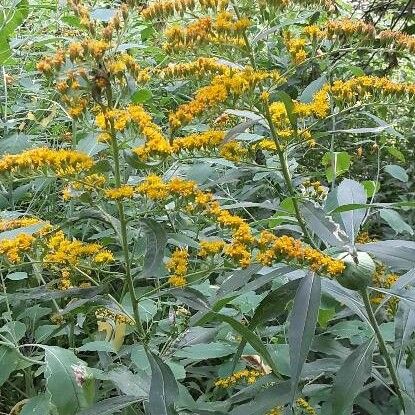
[164,11,249,51]
[371,264,399,314]
[0,148,94,177]
[214,369,263,388]
[256,231,345,275]
[95,307,134,325]
[159,57,230,79]
[44,230,114,266]
[166,248,189,287]
[141,0,229,20]
[0,217,40,232]
[301,180,327,200]
[284,34,308,65]
[0,234,35,263]
[169,68,284,129]
[114,175,344,283]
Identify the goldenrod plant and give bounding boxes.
[0,0,414,413]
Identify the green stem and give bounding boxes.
[361,288,405,410]
[230,0,316,248]
[105,87,146,342]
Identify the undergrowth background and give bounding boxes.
[0,0,415,414]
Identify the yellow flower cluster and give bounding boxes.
[214,369,263,388]
[302,179,327,199]
[166,248,189,287]
[44,231,114,266]
[329,76,415,102]
[219,141,247,162]
[0,217,40,232]
[106,53,150,83]
[285,36,307,64]
[141,0,229,20]
[266,408,283,415]
[371,264,398,314]
[356,230,375,244]
[169,68,283,129]
[104,185,135,200]
[256,231,345,276]
[172,130,225,153]
[164,11,249,50]
[36,49,65,74]
[95,307,134,325]
[72,173,107,192]
[198,240,225,257]
[159,57,230,79]
[296,398,317,415]
[0,148,94,177]
[0,234,35,263]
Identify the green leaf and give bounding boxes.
[384,164,408,182]
[6,271,28,280]
[204,312,279,376]
[0,346,21,387]
[299,75,327,103]
[103,366,149,397]
[174,341,234,360]
[289,273,321,402]
[386,146,405,162]
[362,180,379,198]
[395,302,415,367]
[322,152,351,182]
[140,218,167,276]
[335,179,367,243]
[357,240,415,271]
[44,346,91,415]
[300,201,349,247]
[273,91,297,129]
[332,338,375,415]
[147,351,179,415]
[132,88,153,103]
[21,394,52,415]
[77,396,141,415]
[379,209,413,236]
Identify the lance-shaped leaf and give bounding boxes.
[300,201,350,247]
[289,272,321,402]
[140,218,167,276]
[44,346,92,415]
[395,302,415,367]
[78,396,142,415]
[332,338,375,415]
[147,351,179,415]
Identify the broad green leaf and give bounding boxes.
[384,164,408,182]
[0,346,21,387]
[6,271,28,280]
[289,272,321,402]
[132,88,153,103]
[322,152,351,182]
[147,351,179,415]
[299,75,327,103]
[21,394,52,415]
[362,180,379,198]
[395,302,415,367]
[335,179,367,242]
[332,338,375,415]
[386,146,405,162]
[174,342,234,360]
[103,366,149,397]
[380,209,413,235]
[357,240,415,271]
[77,396,141,415]
[300,201,349,247]
[44,346,92,415]
[140,218,167,276]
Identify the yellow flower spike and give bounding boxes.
[166,248,189,287]
[0,234,35,263]
[104,185,135,200]
[0,148,94,177]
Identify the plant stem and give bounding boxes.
[230,0,316,248]
[361,288,405,410]
[105,87,146,342]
